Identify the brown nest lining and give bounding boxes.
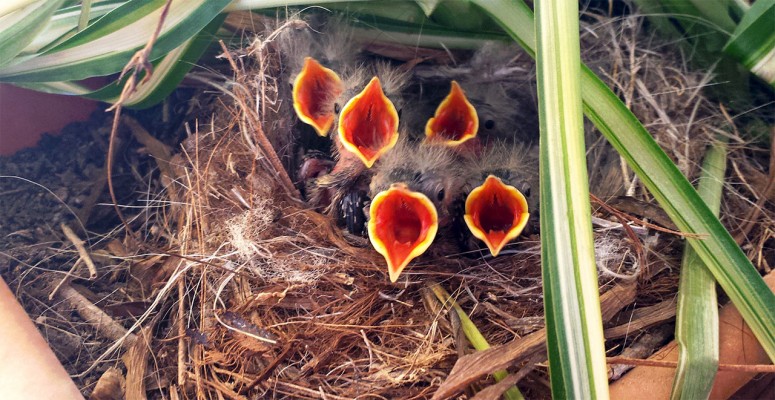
[4,9,773,400]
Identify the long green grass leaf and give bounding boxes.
[0,0,65,67]
[534,0,609,397]
[18,13,223,109]
[671,138,727,400]
[253,4,506,49]
[225,0,364,12]
[325,1,429,23]
[423,1,488,31]
[0,0,40,19]
[415,0,443,16]
[88,14,225,108]
[23,1,124,54]
[580,64,775,363]
[349,24,505,50]
[77,0,93,31]
[0,0,231,82]
[723,0,775,86]
[46,0,167,52]
[14,80,94,96]
[472,0,775,363]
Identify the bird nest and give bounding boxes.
[7,8,773,400]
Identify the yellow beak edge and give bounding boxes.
[464,175,529,256]
[368,183,439,282]
[425,80,479,147]
[338,77,400,168]
[292,57,344,137]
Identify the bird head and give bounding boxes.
[369,138,463,224]
[371,59,412,111]
[463,175,529,256]
[429,42,539,144]
[461,142,538,256]
[292,57,344,137]
[368,183,438,282]
[338,76,400,168]
[288,17,367,138]
[425,81,479,147]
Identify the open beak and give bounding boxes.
[464,175,529,256]
[368,183,438,282]
[425,81,479,146]
[293,57,344,137]
[338,77,399,168]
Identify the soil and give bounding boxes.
[0,90,201,394]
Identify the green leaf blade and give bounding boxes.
[0,0,65,67]
[580,69,775,362]
[46,0,167,52]
[0,0,41,19]
[112,13,226,108]
[723,0,775,86]
[533,0,610,397]
[21,13,223,108]
[428,283,524,400]
[415,0,442,16]
[22,1,125,55]
[670,138,727,400]
[0,0,231,82]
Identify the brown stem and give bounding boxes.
[607,356,775,373]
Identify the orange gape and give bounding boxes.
[368,184,438,282]
[464,175,529,256]
[292,57,344,137]
[425,81,479,146]
[338,77,399,168]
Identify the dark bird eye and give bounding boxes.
[334,103,341,114]
[437,188,445,201]
[484,119,495,130]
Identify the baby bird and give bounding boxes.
[292,56,345,137]
[424,80,480,148]
[460,141,539,256]
[285,18,403,216]
[324,60,414,234]
[281,15,361,129]
[300,72,400,215]
[413,42,539,145]
[368,183,438,283]
[290,18,404,166]
[335,75,400,168]
[312,65,405,228]
[279,18,361,193]
[367,138,464,281]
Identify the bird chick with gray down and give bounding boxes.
[411,41,539,145]
[278,17,365,194]
[283,19,407,221]
[309,59,411,232]
[366,138,464,282]
[369,138,464,227]
[459,141,539,257]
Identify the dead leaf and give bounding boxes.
[89,367,125,400]
[123,327,151,400]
